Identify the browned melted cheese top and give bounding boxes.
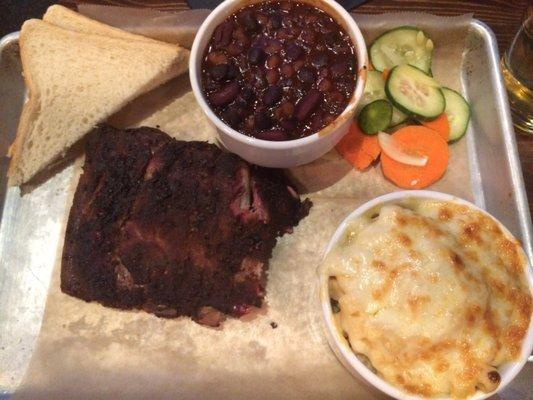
[324,200,532,399]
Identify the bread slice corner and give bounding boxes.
[7,19,189,186]
[43,5,155,43]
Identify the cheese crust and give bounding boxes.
[324,200,532,399]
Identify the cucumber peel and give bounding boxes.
[385,65,445,120]
[358,99,393,135]
[442,87,471,142]
[359,70,408,127]
[370,26,433,74]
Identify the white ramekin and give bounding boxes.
[318,190,533,400]
[189,0,368,168]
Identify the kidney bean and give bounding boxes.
[265,39,283,55]
[207,51,228,65]
[267,55,281,69]
[330,60,348,78]
[300,30,316,44]
[285,42,303,61]
[233,26,248,42]
[210,64,228,81]
[280,101,295,118]
[324,31,339,48]
[311,52,328,69]
[279,1,292,11]
[254,113,273,130]
[281,63,294,77]
[310,113,325,131]
[266,69,280,85]
[293,60,305,72]
[248,47,265,65]
[240,11,258,32]
[297,67,315,84]
[273,106,283,120]
[228,42,245,56]
[319,67,329,78]
[318,78,333,92]
[255,130,288,141]
[254,36,269,49]
[256,13,268,26]
[209,81,240,106]
[223,105,245,126]
[263,85,282,106]
[276,28,294,41]
[234,97,248,109]
[294,90,322,121]
[226,64,239,80]
[279,119,297,131]
[239,88,255,103]
[329,90,345,103]
[270,14,282,29]
[213,21,234,48]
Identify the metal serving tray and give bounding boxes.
[0,20,532,398]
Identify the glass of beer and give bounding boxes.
[501,6,533,135]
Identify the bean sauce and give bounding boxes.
[201,1,357,141]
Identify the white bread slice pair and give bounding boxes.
[8,7,189,186]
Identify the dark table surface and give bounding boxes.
[2,0,532,214]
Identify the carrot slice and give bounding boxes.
[336,122,381,171]
[421,113,450,141]
[382,68,390,81]
[353,152,375,171]
[381,126,449,189]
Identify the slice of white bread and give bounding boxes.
[43,5,155,43]
[8,19,189,186]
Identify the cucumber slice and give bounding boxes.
[360,70,386,106]
[359,70,408,126]
[358,99,392,135]
[385,64,445,119]
[370,26,433,74]
[390,106,408,127]
[442,87,470,142]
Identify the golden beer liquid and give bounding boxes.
[502,8,532,134]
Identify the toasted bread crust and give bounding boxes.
[43,5,156,43]
[7,18,190,187]
[7,20,40,186]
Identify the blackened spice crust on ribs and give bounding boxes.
[61,125,311,326]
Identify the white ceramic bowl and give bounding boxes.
[190,0,368,168]
[318,190,533,400]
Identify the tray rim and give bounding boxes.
[467,19,532,260]
[1,17,532,395]
[0,31,19,49]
